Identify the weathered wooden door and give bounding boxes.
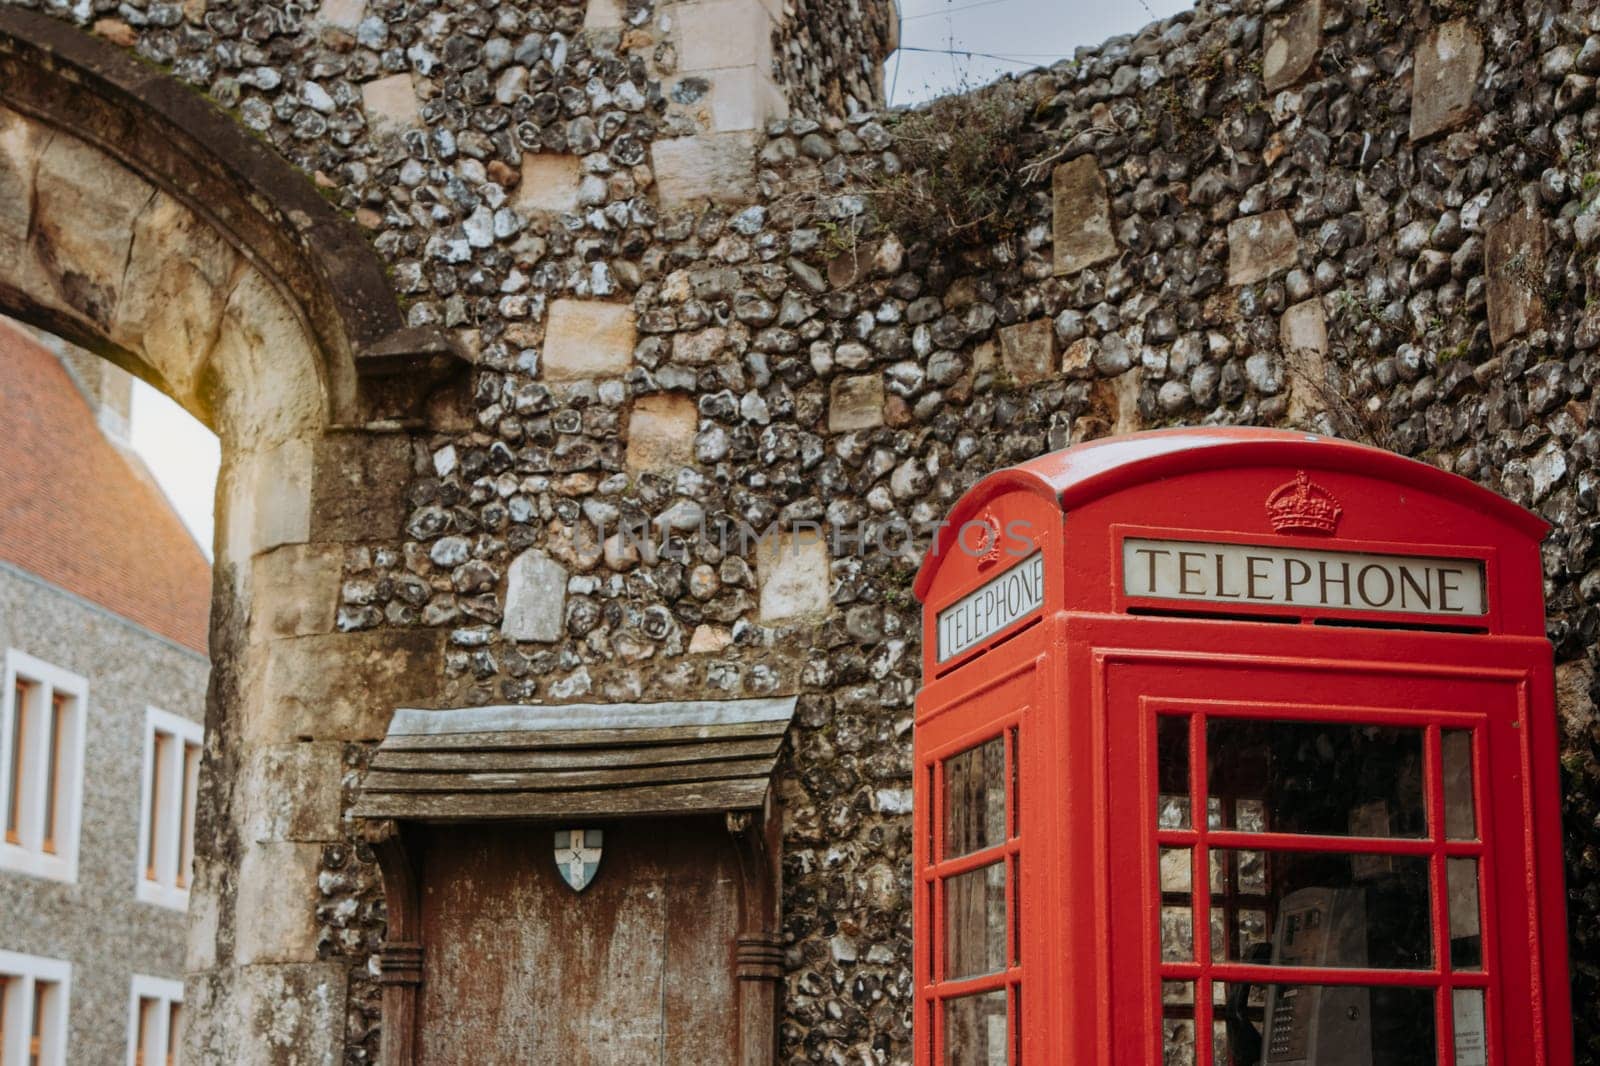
[415,817,741,1066]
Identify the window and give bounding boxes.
[927,728,1021,1065]
[1155,711,1488,1066]
[126,976,183,1066]
[0,951,71,1066]
[0,651,87,882]
[136,709,203,910]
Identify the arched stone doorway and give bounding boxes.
[0,10,464,1060]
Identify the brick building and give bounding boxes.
[0,320,211,1064]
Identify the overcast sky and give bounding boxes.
[125,0,1195,558]
[890,0,1192,104]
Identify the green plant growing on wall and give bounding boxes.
[869,81,1036,250]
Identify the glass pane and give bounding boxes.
[1010,854,1022,966]
[1217,907,1271,967]
[945,862,1006,979]
[1212,850,1432,968]
[1448,857,1483,970]
[1453,988,1488,1066]
[1162,987,1197,1066]
[1161,905,1194,962]
[945,737,1005,857]
[944,989,1007,1066]
[1161,847,1192,894]
[1442,730,1477,840]
[1222,983,1436,1066]
[1011,987,1021,1066]
[1207,719,1427,837]
[1008,727,1019,839]
[1158,715,1190,829]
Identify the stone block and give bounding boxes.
[502,549,568,643]
[255,629,445,744]
[544,299,637,379]
[241,743,344,842]
[686,66,789,132]
[651,132,759,208]
[829,374,885,432]
[1075,369,1142,443]
[998,319,1056,386]
[207,270,324,445]
[627,393,699,472]
[755,530,830,622]
[32,132,155,329]
[675,0,773,72]
[1487,207,1547,347]
[689,624,732,654]
[227,437,313,559]
[1262,0,1321,93]
[237,963,347,1066]
[316,0,364,29]
[1410,20,1482,142]
[1280,298,1327,356]
[251,543,341,640]
[362,73,422,133]
[515,153,583,214]
[0,105,41,272]
[1227,210,1298,285]
[1052,155,1119,276]
[673,326,730,364]
[235,841,322,964]
[584,0,623,29]
[113,192,240,396]
[310,430,413,542]
[1281,299,1329,426]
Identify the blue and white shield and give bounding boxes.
[553,828,603,892]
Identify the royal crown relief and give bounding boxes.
[1121,471,1488,618]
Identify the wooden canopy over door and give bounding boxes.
[354,697,796,1066]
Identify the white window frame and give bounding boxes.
[124,975,183,1066]
[0,650,89,883]
[135,708,203,911]
[0,950,72,1066]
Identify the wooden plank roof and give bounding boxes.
[353,697,797,822]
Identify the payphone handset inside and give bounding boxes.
[1262,888,1371,1066]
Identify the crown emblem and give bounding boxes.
[1266,471,1342,535]
[975,511,1003,568]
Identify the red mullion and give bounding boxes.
[1427,723,1459,1066]
[929,839,1021,881]
[1202,829,1437,855]
[1205,962,1443,985]
[1004,725,1019,840]
[1466,719,1501,1065]
[1149,696,1486,731]
[933,967,1020,1000]
[1188,711,1215,1066]
[927,749,943,1065]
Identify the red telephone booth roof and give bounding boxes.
[912,428,1549,603]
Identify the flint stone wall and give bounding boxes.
[5,0,1600,1061]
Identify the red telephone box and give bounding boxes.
[912,428,1573,1066]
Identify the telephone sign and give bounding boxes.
[1121,538,1487,617]
[936,552,1044,662]
[912,429,1572,1066]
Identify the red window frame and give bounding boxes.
[1147,699,1495,1066]
[915,651,1044,1066]
[1113,653,1536,1062]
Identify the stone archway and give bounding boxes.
[0,10,464,1061]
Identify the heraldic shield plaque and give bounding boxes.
[554,828,603,892]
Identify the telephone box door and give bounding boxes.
[1100,639,1561,1066]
